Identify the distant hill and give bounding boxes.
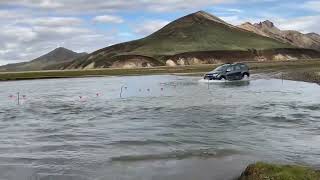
[0,47,87,72]
[63,11,302,69]
[306,33,320,44]
[238,21,320,51]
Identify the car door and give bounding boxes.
[234,65,242,80]
[226,65,236,80]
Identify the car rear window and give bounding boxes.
[240,64,247,69]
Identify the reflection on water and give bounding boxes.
[0,75,319,180]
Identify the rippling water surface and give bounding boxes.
[0,75,319,180]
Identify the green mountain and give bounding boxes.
[0,47,87,72]
[63,11,297,69]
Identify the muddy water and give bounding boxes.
[0,75,319,180]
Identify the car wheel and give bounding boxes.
[219,76,226,80]
[242,73,250,79]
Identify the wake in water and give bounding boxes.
[198,78,250,83]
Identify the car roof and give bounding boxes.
[221,63,248,66]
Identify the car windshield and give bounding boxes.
[213,65,228,72]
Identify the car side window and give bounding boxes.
[226,66,233,72]
[235,65,241,71]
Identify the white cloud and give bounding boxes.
[0,0,234,13]
[0,10,26,19]
[219,15,260,26]
[93,15,124,24]
[0,0,63,9]
[33,26,90,38]
[274,16,320,34]
[225,8,243,13]
[17,17,83,26]
[0,30,120,65]
[0,21,121,65]
[37,0,63,8]
[134,20,170,36]
[141,0,234,12]
[304,1,320,12]
[220,16,244,25]
[1,26,38,43]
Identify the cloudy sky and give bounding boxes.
[0,0,319,65]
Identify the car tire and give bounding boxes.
[242,73,250,79]
[219,76,226,80]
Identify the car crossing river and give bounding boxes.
[204,63,250,81]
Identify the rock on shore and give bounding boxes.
[239,162,320,180]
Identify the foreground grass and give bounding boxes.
[239,162,320,180]
[0,59,320,81]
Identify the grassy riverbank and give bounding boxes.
[0,59,319,82]
[239,162,320,180]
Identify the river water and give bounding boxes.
[0,75,319,180]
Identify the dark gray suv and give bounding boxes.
[204,63,250,81]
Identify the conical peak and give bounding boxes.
[191,10,226,24]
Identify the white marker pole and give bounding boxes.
[17,92,20,105]
[120,85,127,98]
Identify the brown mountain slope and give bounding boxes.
[238,22,270,37]
[0,47,87,72]
[307,33,320,43]
[238,21,320,51]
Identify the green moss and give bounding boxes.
[239,162,320,180]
